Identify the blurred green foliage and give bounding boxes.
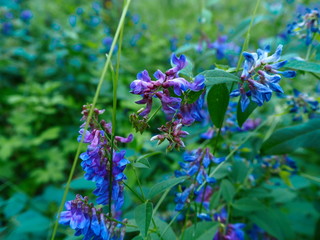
[0,0,320,239]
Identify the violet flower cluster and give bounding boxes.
[78,105,133,209]
[130,54,205,150]
[174,148,224,211]
[60,105,133,239]
[196,35,240,66]
[213,208,245,240]
[287,8,319,45]
[59,194,126,240]
[230,44,296,112]
[260,155,298,175]
[287,89,319,121]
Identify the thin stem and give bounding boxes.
[133,167,146,201]
[123,182,145,203]
[231,0,261,91]
[305,33,317,61]
[160,211,181,238]
[153,188,170,216]
[310,72,320,80]
[50,1,131,238]
[109,14,126,217]
[180,203,191,240]
[146,105,162,123]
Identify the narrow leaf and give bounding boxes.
[201,70,240,86]
[134,202,153,237]
[285,60,320,73]
[237,100,258,127]
[261,119,320,155]
[148,177,187,199]
[220,179,235,203]
[232,198,264,212]
[207,83,230,128]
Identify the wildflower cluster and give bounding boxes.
[213,208,245,240]
[174,148,224,211]
[60,105,132,239]
[78,105,133,209]
[231,44,296,111]
[130,54,205,150]
[260,155,298,175]
[59,195,126,240]
[0,5,33,36]
[287,89,319,121]
[196,35,240,66]
[287,8,319,45]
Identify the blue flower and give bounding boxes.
[166,54,187,77]
[20,10,33,22]
[59,195,126,240]
[69,15,77,27]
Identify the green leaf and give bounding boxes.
[133,158,151,169]
[186,89,205,104]
[136,151,162,162]
[15,210,50,233]
[148,176,187,199]
[207,83,230,128]
[134,202,153,238]
[285,60,320,73]
[69,178,96,190]
[261,119,320,155]
[220,179,235,203]
[232,198,264,212]
[175,43,198,55]
[212,163,231,179]
[183,222,219,240]
[150,217,177,240]
[201,69,240,86]
[237,100,258,127]
[230,160,249,183]
[132,236,144,240]
[248,209,294,240]
[31,126,61,146]
[229,15,270,40]
[269,188,296,203]
[179,58,194,78]
[4,193,28,218]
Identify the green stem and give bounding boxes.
[305,33,317,61]
[50,1,131,238]
[123,181,145,203]
[160,211,181,238]
[146,105,162,123]
[132,166,146,201]
[153,188,170,216]
[231,0,261,91]
[180,203,191,240]
[109,13,126,217]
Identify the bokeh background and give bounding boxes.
[0,0,319,239]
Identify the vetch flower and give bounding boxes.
[231,45,296,111]
[59,195,127,240]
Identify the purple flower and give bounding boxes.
[20,10,33,22]
[59,195,127,240]
[166,54,187,77]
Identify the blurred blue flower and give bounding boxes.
[20,9,33,22]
